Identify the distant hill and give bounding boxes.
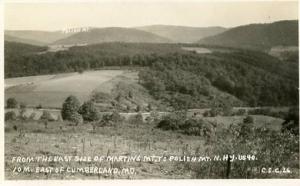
[4,35,46,46]
[136,25,227,43]
[53,27,172,45]
[5,30,73,45]
[198,20,298,50]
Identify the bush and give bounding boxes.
[5,111,17,121]
[20,102,27,109]
[111,111,123,123]
[29,112,36,120]
[40,110,55,121]
[61,95,81,121]
[282,107,299,135]
[146,111,160,124]
[156,111,187,130]
[78,101,100,122]
[6,98,18,108]
[181,119,216,137]
[132,113,143,126]
[209,107,222,117]
[77,68,84,74]
[36,104,42,109]
[243,115,254,124]
[136,105,141,112]
[99,113,114,127]
[221,104,233,116]
[235,109,246,116]
[203,110,210,117]
[69,112,83,126]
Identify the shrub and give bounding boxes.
[77,68,84,74]
[69,112,83,126]
[282,107,299,135]
[132,113,143,126]
[136,105,141,112]
[6,98,18,108]
[243,115,254,124]
[180,119,203,136]
[5,111,17,121]
[40,110,55,121]
[181,119,216,137]
[36,104,42,109]
[111,111,123,123]
[99,113,114,127]
[221,104,233,116]
[20,102,27,109]
[61,95,81,121]
[203,110,210,117]
[235,109,246,116]
[156,111,187,130]
[78,101,100,122]
[147,103,152,111]
[29,112,36,120]
[19,107,27,120]
[128,91,133,99]
[147,111,160,124]
[209,107,222,117]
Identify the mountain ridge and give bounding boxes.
[52,27,172,45]
[198,20,298,50]
[136,25,227,43]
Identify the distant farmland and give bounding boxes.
[5,70,125,108]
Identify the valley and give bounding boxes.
[4,19,299,179]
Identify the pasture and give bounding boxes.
[5,70,128,108]
[4,113,297,179]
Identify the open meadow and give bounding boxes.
[5,112,297,179]
[5,70,128,108]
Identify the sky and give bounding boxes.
[4,0,298,31]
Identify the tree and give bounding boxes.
[6,98,18,108]
[61,95,81,121]
[20,102,27,109]
[128,91,133,99]
[282,107,299,135]
[70,112,83,126]
[40,110,55,121]
[5,111,17,121]
[147,103,153,111]
[78,101,100,122]
[136,105,141,112]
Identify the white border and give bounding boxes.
[0,0,299,186]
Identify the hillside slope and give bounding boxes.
[198,20,298,50]
[4,35,46,46]
[5,30,73,45]
[137,25,226,43]
[53,27,172,45]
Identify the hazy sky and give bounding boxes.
[4,1,298,31]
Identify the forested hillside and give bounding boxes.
[5,30,74,45]
[139,51,298,108]
[5,42,298,107]
[198,20,298,50]
[53,27,171,45]
[136,25,226,43]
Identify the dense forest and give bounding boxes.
[198,20,298,50]
[139,51,298,108]
[5,41,298,107]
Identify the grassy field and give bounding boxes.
[5,70,126,108]
[5,113,294,180]
[5,119,204,179]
